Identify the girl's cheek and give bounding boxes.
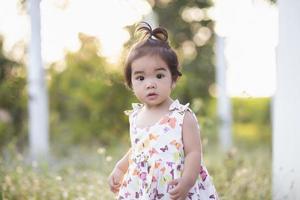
[131,82,140,90]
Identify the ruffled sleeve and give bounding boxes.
[124,103,143,116]
[169,99,191,114]
[169,99,201,130]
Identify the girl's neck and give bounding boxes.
[144,97,173,112]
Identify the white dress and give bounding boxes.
[117,99,219,200]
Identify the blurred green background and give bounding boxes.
[0,0,272,199]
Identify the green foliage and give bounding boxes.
[151,0,215,102]
[0,1,272,151]
[188,97,271,148]
[232,98,271,145]
[49,34,134,145]
[0,36,27,148]
[0,32,272,150]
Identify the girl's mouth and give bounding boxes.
[147,93,158,99]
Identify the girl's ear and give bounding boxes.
[171,82,176,89]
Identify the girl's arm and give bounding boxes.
[115,148,131,173]
[181,111,202,187]
[108,148,131,193]
[169,111,202,199]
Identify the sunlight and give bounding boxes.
[40,0,151,63]
[0,0,29,61]
[211,0,277,97]
[0,0,151,64]
[0,0,277,97]
[181,7,205,23]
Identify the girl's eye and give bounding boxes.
[156,74,165,79]
[136,76,144,81]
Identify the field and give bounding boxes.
[0,142,271,200]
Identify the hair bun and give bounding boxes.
[152,27,168,42]
[136,21,168,42]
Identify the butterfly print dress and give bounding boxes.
[117,100,218,200]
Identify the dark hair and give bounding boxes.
[124,22,182,88]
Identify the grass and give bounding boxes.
[204,144,271,199]
[0,142,271,200]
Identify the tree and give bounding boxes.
[150,0,215,107]
[49,34,133,145]
[0,37,27,148]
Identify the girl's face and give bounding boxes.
[131,55,175,108]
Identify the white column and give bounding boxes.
[273,0,300,199]
[216,35,232,151]
[28,0,49,160]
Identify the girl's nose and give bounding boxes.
[146,79,156,89]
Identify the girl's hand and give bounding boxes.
[168,177,193,200]
[108,167,125,193]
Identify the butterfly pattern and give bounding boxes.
[118,100,218,200]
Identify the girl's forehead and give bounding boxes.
[131,55,169,72]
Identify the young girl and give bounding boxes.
[108,22,218,200]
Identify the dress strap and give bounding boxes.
[169,100,201,131]
[124,103,143,116]
[169,99,190,113]
[124,103,143,128]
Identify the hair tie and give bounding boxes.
[136,22,168,43]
